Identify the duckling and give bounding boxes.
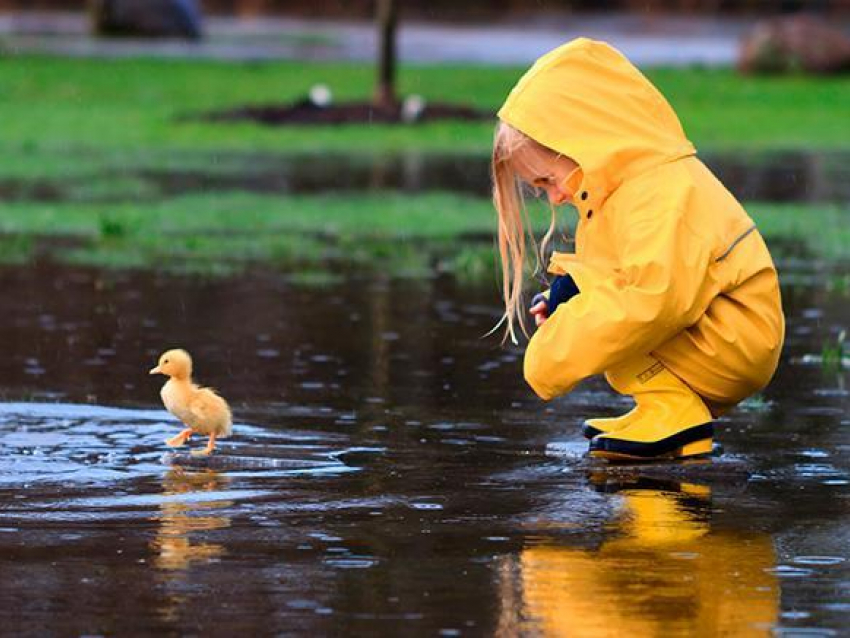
[149,349,232,456]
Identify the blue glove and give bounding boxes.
[532,274,580,315]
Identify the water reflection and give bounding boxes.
[153,468,232,571]
[2,150,849,204]
[152,468,232,620]
[0,262,846,634]
[504,478,778,636]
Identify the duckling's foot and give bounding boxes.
[165,428,193,448]
[190,433,217,457]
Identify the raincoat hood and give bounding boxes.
[497,38,696,208]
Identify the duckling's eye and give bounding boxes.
[164,359,170,364]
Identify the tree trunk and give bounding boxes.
[373,0,398,110]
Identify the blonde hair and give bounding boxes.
[491,121,561,344]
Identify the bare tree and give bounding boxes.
[373,0,398,110]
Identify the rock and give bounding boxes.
[90,0,203,40]
[401,94,427,124]
[739,14,850,74]
[308,84,333,108]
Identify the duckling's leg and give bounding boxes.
[165,428,193,448]
[192,433,217,457]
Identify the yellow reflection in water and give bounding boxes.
[152,467,234,622]
[503,478,778,637]
[153,467,233,572]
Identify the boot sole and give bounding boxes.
[582,423,604,439]
[589,423,714,461]
[590,438,713,461]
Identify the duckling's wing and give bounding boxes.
[187,395,212,422]
[188,389,223,421]
[188,388,232,434]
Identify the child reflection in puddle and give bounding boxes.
[506,480,778,634]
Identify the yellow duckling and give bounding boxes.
[149,349,232,456]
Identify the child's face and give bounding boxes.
[511,144,578,207]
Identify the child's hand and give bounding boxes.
[529,275,580,328]
[530,294,549,327]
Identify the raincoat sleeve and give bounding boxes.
[524,207,716,400]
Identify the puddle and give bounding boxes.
[0,261,847,634]
[0,402,360,488]
[2,149,850,203]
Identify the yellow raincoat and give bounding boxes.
[498,39,784,412]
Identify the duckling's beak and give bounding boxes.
[149,366,162,375]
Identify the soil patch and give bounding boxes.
[197,99,493,126]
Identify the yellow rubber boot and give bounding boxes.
[589,355,714,461]
[582,409,638,439]
[581,360,652,439]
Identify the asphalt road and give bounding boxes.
[0,11,755,66]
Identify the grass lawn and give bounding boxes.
[0,192,846,276]
[0,55,847,277]
[1,55,849,180]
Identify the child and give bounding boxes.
[491,39,785,461]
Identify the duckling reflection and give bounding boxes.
[504,477,778,637]
[152,467,233,572]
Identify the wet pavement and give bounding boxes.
[0,11,753,66]
[0,260,848,635]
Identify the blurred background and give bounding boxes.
[1,0,848,279]
[0,2,848,637]
[6,0,850,16]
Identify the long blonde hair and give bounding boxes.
[491,121,561,344]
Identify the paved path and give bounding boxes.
[0,11,756,67]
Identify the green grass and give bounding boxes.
[0,55,847,276]
[647,68,850,151]
[1,56,849,180]
[0,191,498,238]
[0,192,845,274]
[0,191,504,274]
[748,203,850,262]
[821,329,847,371]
